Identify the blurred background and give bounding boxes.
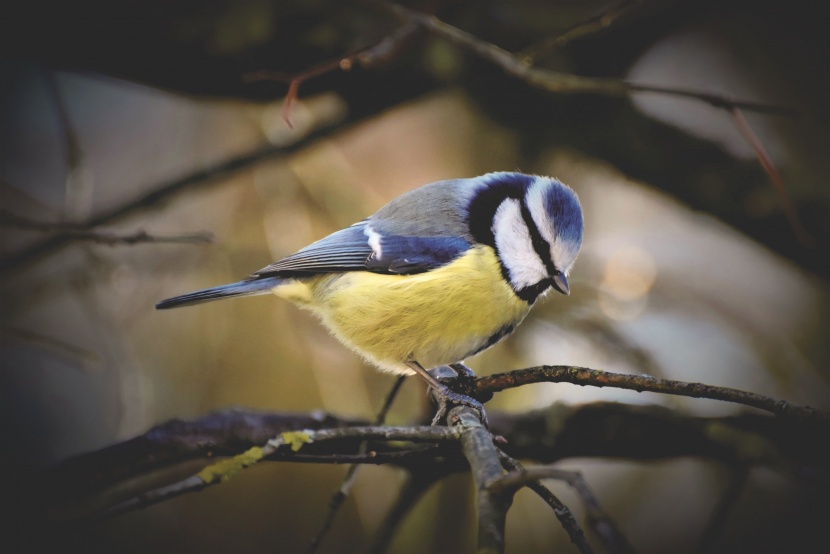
[2,0,829,552]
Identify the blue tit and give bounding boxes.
[157,172,583,421]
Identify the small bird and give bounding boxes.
[157,172,583,424]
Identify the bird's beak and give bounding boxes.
[552,273,570,295]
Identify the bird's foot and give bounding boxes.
[448,362,476,378]
[430,384,489,428]
[408,361,489,427]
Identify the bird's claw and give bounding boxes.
[429,385,489,427]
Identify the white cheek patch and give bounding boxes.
[492,198,548,289]
[364,225,383,259]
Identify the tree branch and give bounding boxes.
[1,210,213,246]
[0,119,347,274]
[475,366,829,424]
[497,452,594,554]
[694,466,749,554]
[518,0,641,61]
[728,107,814,247]
[36,393,829,529]
[369,468,456,554]
[89,424,460,523]
[39,410,368,504]
[492,459,634,554]
[245,21,421,129]
[372,1,813,120]
[449,405,508,554]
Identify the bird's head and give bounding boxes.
[467,172,584,303]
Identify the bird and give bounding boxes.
[156,172,583,424]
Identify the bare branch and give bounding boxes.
[492,459,634,554]
[1,210,213,245]
[369,469,455,554]
[519,0,641,62]
[89,424,459,523]
[475,366,829,424]
[497,453,595,554]
[449,406,508,553]
[372,1,814,121]
[728,107,814,247]
[40,410,367,503]
[245,21,420,128]
[0,120,345,274]
[42,398,827,514]
[694,467,749,554]
[38,393,829,531]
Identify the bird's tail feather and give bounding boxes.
[155,277,282,309]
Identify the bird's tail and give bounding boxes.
[155,277,283,309]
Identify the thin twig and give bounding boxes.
[519,0,640,62]
[306,376,406,554]
[1,211,213,245]
[0,122,343,274]
[245,22,420,128]
[497,452,594,554]
[694,467,749,554]
[492,460,635,554]
[369,469,453,554]
[475,366,828,424]
[728,107,814,247]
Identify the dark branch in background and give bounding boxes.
[372,1,812,120]
[0,119,346,274]
[306,375,406,554]
[1,210,213,246]
[518,0,641,61]
[728,107,814,246]
[475,366,829,424]
[362,1,818,250]
[39,410,369,506]
[369,469,455,554]
[695,467,749,554]
[43,70,84,180]
[245,22,421,129]
[4,0,826,283]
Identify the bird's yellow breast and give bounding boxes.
[273,246,531,374]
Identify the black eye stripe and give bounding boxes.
[520,198,558,276]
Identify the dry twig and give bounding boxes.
[497,453,595,554]
[1,210,213,246]
[475,366,828,424]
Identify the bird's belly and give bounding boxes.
[276,246,530,374]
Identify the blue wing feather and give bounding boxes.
[368,235,470,274]
[253,221,470,277]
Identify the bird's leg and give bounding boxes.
[405,361,488,427]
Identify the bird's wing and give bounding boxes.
[253,221,471,277]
